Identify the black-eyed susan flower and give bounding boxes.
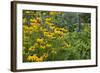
[46,44,52,48]
[36,38,44,43]
[27,55,33,61]
[43,53,48,59]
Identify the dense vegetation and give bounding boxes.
[23,10,91,62]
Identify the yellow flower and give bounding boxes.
[47,35,53,38]
[27,55,33,61]
[43,53,48,59]
[63,42,71,48]
[29,26,33,31]
[59,28,68,32]
[45,21,54,26]
[23,25,34,34]
[67,44,71,48]
[40,27,47,32]
[54,28,65,36]
[27,54,48,62]
[46,44,52,48]
[44,32,54,38]
[30,17,41,24]
[32,54,38,60]
[30,19,37,23]
[65,43,69,47]
[23,25,29,31]
[23,25,34,32]
[36,56,43,62]
[47,33,54,38]
[44,32,48,36]
[45,17,52,21]
[33,25,39,30]
[34,43,39,47]
[54,29,61,34]
[50,26,56,30]
[32,54,44,62]
[40,45,46,49]
[28,47,32,51]
[28,46,35,51]
[37,38,44,43]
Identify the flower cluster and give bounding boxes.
[27,53,48,62]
